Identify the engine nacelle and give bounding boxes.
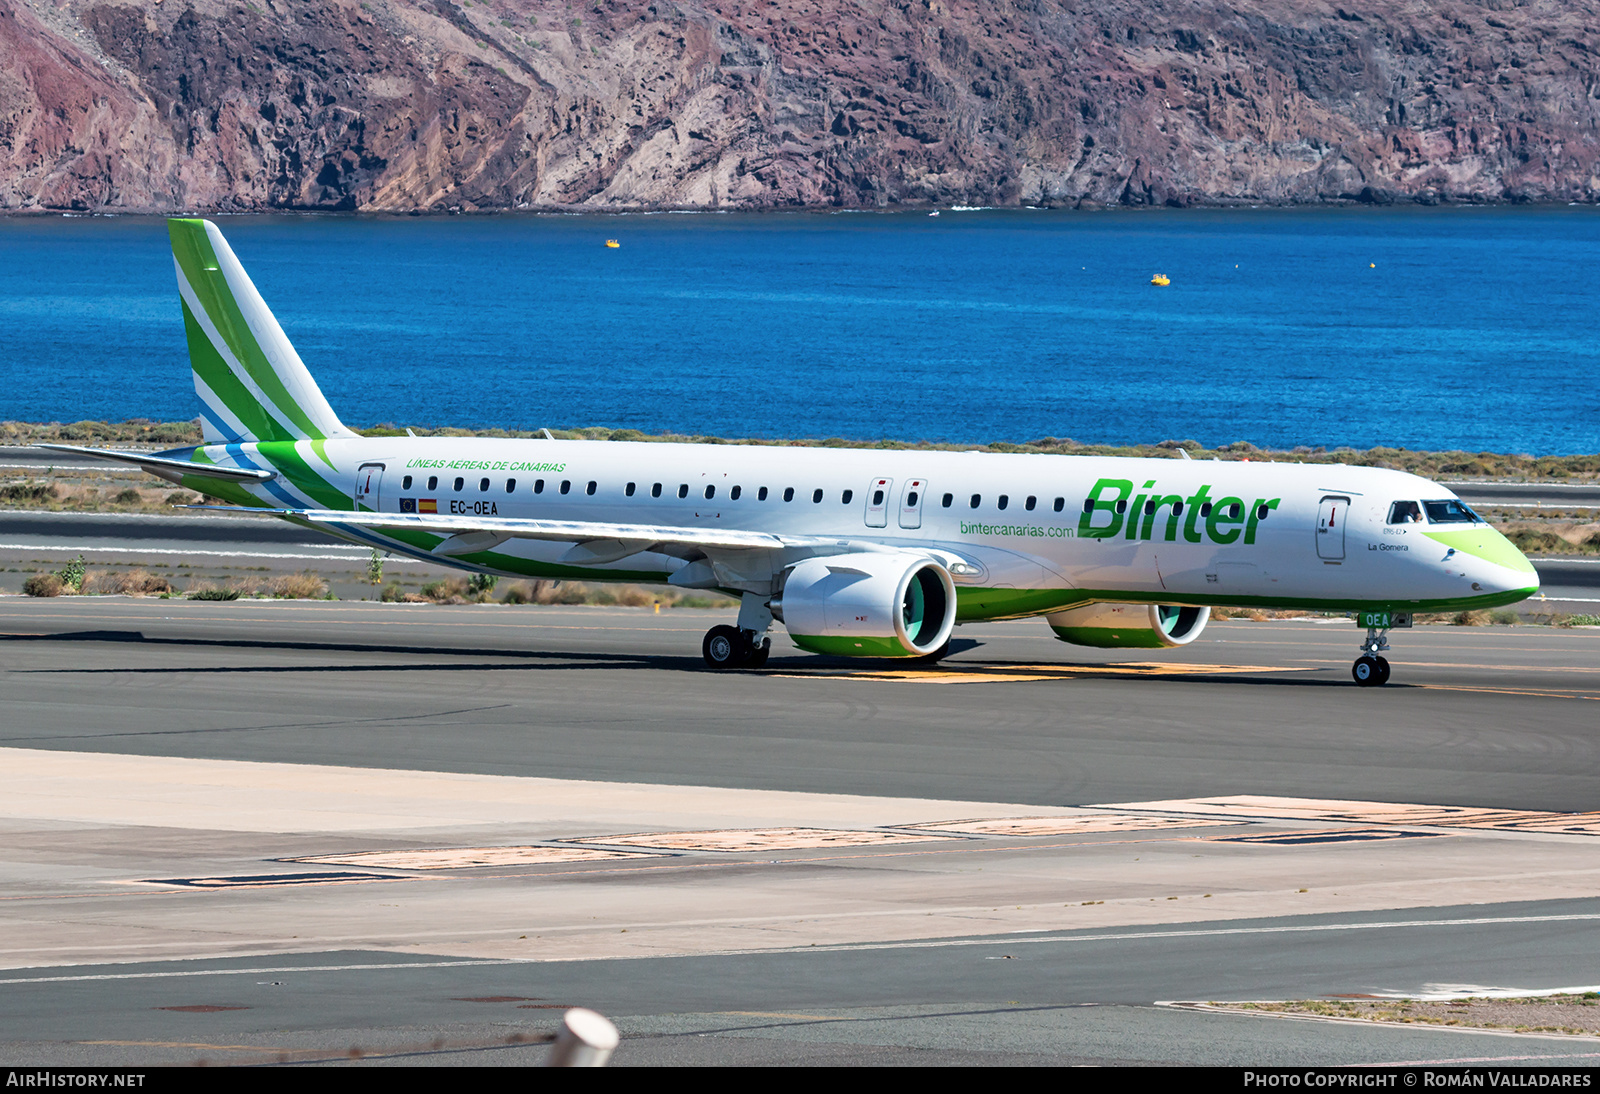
[774,553,957,657]
[1046,603,1210,649]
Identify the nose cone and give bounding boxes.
[1423,525,1540,602]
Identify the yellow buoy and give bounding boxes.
[605,239,620,248]
[1150,273,1170,287]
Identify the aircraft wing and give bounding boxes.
[34,444,277,483]
[180,504,832,561]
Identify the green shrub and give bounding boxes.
[1490,609,1519,625]
[367,549,385,585]
[466,573,498,597]
[0,483,57,503]
[188,587,241,601]
[112,488,142,505]
[54,555,86,592]
[1568,614,1600,626]
[379,582,406,602]
[1509,530,1562,552]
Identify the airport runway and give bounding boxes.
[3,600,1600,1065]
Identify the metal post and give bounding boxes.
[545,1008,619,1067]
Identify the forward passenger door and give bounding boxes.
[898,479,926,530]
[865,478,893,527]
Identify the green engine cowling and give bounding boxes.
[1045,603,1210,649]
[773,553,957,657]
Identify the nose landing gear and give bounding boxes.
[1352,625,1392,687]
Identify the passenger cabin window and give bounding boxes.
[1255,503,1270,520]
[705,485,716,500]
[842,489,853,504]
[1424,499,1480,523]
[453,477,464,491]
[730,485,741,500]
[1200,502,1212,517]
[758,487,769,501]
[586,481,597,495]
[479,477,490,492]
[651,483,662,498]
[969,494,981,509]
[1082,499,1093,514]
[533,479,544,494]
[907,489,919,507]
[942,493,953,508]
[783,487,794,502]
[1388,500,1424,524]
[1115,499,1127,514]
[402,475,413,490]
[506,478,516,493]
[428,476,438,491]
[560,480,572,495]
[678,484,689,499]
[1025,496,1036,511]
[1053,497,1064,512]
[812,489,823,503]
[625,482,636,497]
[1144,499,1156,515]
[872,489,885,506]
[997,494,1009,511]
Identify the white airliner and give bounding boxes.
[43,219,1539,685]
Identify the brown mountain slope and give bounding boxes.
[3,0,1598,211]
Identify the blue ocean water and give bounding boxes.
[1,207,1597,454]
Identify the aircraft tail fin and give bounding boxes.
[167,218,355,445]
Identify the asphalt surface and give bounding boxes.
[4,601,1600,1066]
[7,903,1600,1066]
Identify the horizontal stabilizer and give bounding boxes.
[35,444,277,483]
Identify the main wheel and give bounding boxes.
[703,625,743,669]
[912,637,952,664]
[745,637,771,668]
[1374,656,1391,686]
[1352,655,1381,687]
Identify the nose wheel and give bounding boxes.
[1352,625,1392,686]
[1352,654,1390,686]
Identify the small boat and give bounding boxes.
[928,210,940,217]
[605,239,620,248]
[1150,273,1170,286]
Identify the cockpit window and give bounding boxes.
[1423,499,1481,524]
[1387,500,1424,524]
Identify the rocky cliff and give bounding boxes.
[3,0,1599,211]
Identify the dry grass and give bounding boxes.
[22,573,64,597]
[83,569,173,596]
[183,573,327,600]
[1217,994,1600,1036]
[497,580,733,608]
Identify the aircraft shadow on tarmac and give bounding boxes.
[1,630,1357,687]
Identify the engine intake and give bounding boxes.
[1046,603,1210,649]
[774,553,956,657]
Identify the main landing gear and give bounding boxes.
[703,593,776,670]
[1352,625,1391,687]
[702,625,770,669]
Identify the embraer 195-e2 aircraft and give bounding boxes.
[43,219,1540,686]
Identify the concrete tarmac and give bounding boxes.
[2,601,1600,1065]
